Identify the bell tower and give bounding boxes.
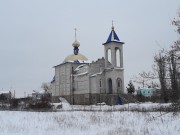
[103,22,124,69]
[102,22,125,94]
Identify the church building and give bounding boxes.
[51,24,125,105]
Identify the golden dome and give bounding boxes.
[64,53,88,62]
[72,40,80,47]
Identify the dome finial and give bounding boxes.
[72,28,80,55]
[72,28,80,47]
[112,20,114,30]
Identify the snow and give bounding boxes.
[51,97,72,111]
[73,71,88,76]
[0,91,10,94]
[33,89,45,94]
[57,102,172,112]
[91,71,103,77]
[32,89,45,94]
[0,102,179,135]
[74,64,87,71]
[114,67,124,70]
[51,99,172,112]
[0,110,179,135]
[76,60,90,63]
[65,60,90,64]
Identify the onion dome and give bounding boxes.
[64,53,88,63]
[72,40,80,47]
[63,28,88,63]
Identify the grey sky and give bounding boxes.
[0,0,179,97]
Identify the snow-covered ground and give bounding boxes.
[53,97,172,112]
[71,102,171,112]
[0,110,179,135]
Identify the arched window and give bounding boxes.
[115,48,121,67]
[107,49,111,64]
[117,78,122,93]
[108,78,113,94]
[100,79,102,87]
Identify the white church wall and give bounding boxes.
[105,69,124,94]
[89,74,105,94]
[89,77,97,94]
[97,74,106,94]
[89,58,105,75]
[74,74,89,94]
[54,62,85,97]
[63,63,75,96]
[55,67,60,96]
[55,63,71,96]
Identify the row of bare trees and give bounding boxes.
[154,8,180,103]
[154,11,179,103]
[132,8,180,103]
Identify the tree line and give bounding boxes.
[154,8,180,103]
[129,8,180,103]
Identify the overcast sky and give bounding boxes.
[0,0,179,97]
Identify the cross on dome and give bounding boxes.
[72,28,80,48]
[63,28,88,63]
[74,28,77,41]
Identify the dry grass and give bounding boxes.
[0,111,179,135]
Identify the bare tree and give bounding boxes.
[167,49,180,102]
[172,8,180,35]
[152,7,180,103]
[170,7,180,102]
[41,82,51,92]
[154,50,169,102]
[132,71,158,88]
